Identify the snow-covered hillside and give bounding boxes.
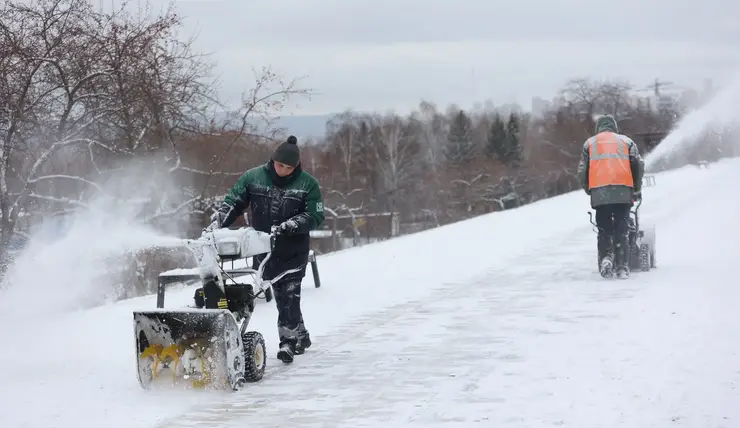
[2,158,740,428]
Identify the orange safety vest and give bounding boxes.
[587,132,634,189]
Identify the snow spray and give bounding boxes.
[644,71,740,171]
[0,159,192,320]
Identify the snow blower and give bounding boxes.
[587,197,656,273]
[132,225,320,391]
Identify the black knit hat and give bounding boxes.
[271,135,300,167]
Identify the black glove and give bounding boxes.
[210,204,233,228]
[633,190,642,201]
[276,219,299,235]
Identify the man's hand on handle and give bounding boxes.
[276,219,299,235]
[204,204,232,232]
[210,204,232,227]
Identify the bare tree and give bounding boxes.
[325,110,362,192]
[0,0,122,266]
[412,100,447,173]
[560,77,604,119]
[325,188,364,246]
[0,0,309,278]
[600,80,634,120]
[370,114,419,214]
[185,67,310,217]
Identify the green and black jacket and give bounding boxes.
[220,160,325,281]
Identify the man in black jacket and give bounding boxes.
[212,135,325,363]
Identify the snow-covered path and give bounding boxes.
[157,161,740,428]
[1,160,739,428]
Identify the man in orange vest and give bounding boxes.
[577,115,644,279]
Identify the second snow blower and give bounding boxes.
[132,225,320,391]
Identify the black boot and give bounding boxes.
[277,342,295,363]
[614,233,630,279]
[294,334,311,355]
[597,234,614,278]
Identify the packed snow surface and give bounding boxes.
[1,159,740,427]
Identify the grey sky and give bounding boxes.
[143,0,740,115]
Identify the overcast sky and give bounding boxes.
[137,0,740,115]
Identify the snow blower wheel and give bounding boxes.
[627,198,655,272]
[242,331,266,382]
[639,243,651,272]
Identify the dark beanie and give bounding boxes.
[271,135,300,167]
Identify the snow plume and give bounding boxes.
[0,158,191,320]
[645,71,740,171]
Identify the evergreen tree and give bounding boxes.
[504,112,523,167]
[486,113,507,160]
[487,112,523,167]
[445,110,474,163]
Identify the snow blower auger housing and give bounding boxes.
[587,197,656,273]
[133,225,320,391]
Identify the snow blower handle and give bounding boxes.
[586,211,602,234]
[203,219,219,233]
[270,225,280,251]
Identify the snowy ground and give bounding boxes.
[1,159,740,427]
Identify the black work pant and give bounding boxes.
[252,254,309,348]
[272,277,308,348]
[595,203,630,267]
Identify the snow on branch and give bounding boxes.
[177,166,242,176]
[27,174,104,193]
[144,196,202,223]
[326,188,364,200]
[27,193,91,209]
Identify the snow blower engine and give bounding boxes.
[132,225,316,391]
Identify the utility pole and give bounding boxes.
[648,77,674,98]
